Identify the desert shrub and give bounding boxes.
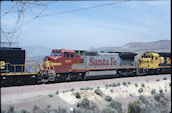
[33,105,40,111]
[56,90,59,95]
[141,83,145,87]
[77,98,90,109]
[73,108,94,113]
[102,106,118,113]
[117,83,120,86]
[151,89,156,95]
[9,106,15,113]
[138,88,143,93]
[20,109,29,113]
[128,101,141,113]
[159,98,168,106]
[84,87,93,90]
[169,82,171,87]
[80,88,85,90]
[110,89,113,93]
[128,82,131,84]
[139,95,146,103]
[70,88,75,91]
[48,94,53,97]
[123,82,127,86]
[156,79,160,81]
[97,86,100,89]
[75,92,81,99]
[112,83,117,87]
[57,106,67,113]
[159,89,163,94]
[41,105,52,113]
[135,83,138,87]
[163,77,167,80]
[154,93,161,102]
[2,106,16,113]
[94,88,103,96]
[77,98,99,113]
[110,100,123,113]
[105,96,112,102]
[1,110,7,113]
[105,84,109,88]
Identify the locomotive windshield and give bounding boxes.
[51,52,62,56]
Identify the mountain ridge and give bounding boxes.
[23,40,170,62]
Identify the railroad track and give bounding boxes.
[1,73,170,88]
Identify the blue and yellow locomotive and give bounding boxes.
[138,52,171,74]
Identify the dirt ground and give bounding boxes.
[1,74,171,112]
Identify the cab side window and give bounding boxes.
[64,52,74,58]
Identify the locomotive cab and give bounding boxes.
[138,52,164,70]
[40,49,85,82]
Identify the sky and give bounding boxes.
[1,1,171,50]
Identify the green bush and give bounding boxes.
[123,82,127,86]
[57,106,67,113]
[159,98,168,106]
[138,88,143,93]
[48,94,53,98]
[75,92,81,99]
[151,89,156,95]
[110,89,113,93]
[105,84,109,88]
[163,77,167,80]
[141,83,145,87]
[74,108,94,113]
[78,98,90,109]
[110,100,123,113]
[80,88,85,90]
[20,109,29,113]
[76,98,99,112]
[94,88,103,96]
[135,83,138,87]
[139,95,146,103]
[56,90,59,95]
[84,87,93,90]
[105,96,112,102]
[103,106,118,113]
[154,93,161,102]
[70,88,75,91]
[128,101,141,113]
[117,83,120,86]
[112,83,117,87]
[159,89,163,94]
[156,79,160,81]
[128,82,131,84]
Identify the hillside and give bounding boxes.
[92,40,170,53]
[23,40,170,62]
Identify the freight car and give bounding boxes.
[38,49,137,82]
[138,51,171,74]
[0,47,38,86]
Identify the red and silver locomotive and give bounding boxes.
[39,49,137,82]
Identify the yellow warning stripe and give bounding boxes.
[1,72,38,76]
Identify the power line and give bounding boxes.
[40,1,123,17]
[20,1,124,28]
